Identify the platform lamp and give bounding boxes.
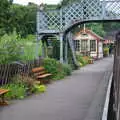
[39,3,44,11]
[39,0,44,11]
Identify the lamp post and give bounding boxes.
[39,3,44,11]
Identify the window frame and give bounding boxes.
[90,40,97,52]
[74,40,80,52]
[81,39,88,52]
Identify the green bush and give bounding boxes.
[76,55,87,66]
[43,58,64,80]
[1,75,47,100]
[76,55,91,66]
[43,58,59,75]
[103,47,109,57]
[0,31,21,64]
[79,62,83,67]
[1,75,37,100]
[62,64,72,76]
[43,58,72,80]
[34,85,46,93]
[1,83,26,100]
[0,32,42,63]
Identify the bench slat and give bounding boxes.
[37,74,52,79]
[34,71,46,76]
[0,89,9,95]
[32,67,45,73]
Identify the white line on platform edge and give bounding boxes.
[102,73,113,120]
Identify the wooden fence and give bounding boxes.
[0,58,43,86]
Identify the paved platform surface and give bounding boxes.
[0,57,113,120]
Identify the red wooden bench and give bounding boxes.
[0,89,9,105]
[32,67,52,84]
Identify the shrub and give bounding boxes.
[83,56,90,64]
[76,55,91,66]
[1,83,26,100]
[43,58,59,75]
[34,85,46,93]
[43,58,64,80]
[79,62,83,67]
[76,55,87,66]
[1,75,47,100]
[0,33,42,63]
[43,58,72,80]
[12,75,37,95]
[62,64,72,76]
[0,31,21,64]
[103,47,109,57]
[2,75,32,100]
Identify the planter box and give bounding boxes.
[88,59,94,64]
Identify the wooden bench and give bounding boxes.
[0,89,9,105]
[32,67,52,84]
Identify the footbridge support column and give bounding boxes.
[65,37,68,64]
[60,33,64,63]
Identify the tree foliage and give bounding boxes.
[10,3,37,36]
[0,0,11,35]
[0,31,21,64]
[86,23,106,37]
[0,1,37,36]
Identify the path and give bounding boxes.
[0,57,113,120]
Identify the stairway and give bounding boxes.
[67,32,79,68]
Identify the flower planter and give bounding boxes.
[88,59,94,64]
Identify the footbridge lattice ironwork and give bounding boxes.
[36,0,120,65]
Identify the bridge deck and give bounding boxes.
[0,57,113,120]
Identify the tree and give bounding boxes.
[0,1,37,37]
[86,23,106,37]
[0,0,11,35]
[60,0,79,6]
[10,3,37,36]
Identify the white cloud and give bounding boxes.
[13,0,61,5]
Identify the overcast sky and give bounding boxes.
[13,0,61,5]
